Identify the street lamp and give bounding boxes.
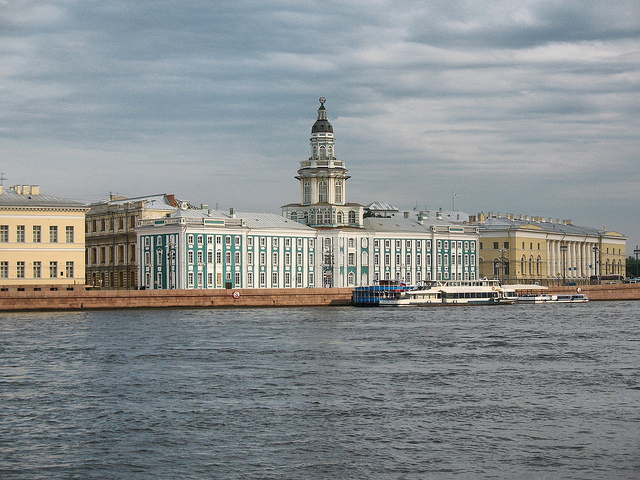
[593,245,599,281]
[560,244,568,285]
[634,245,640,279]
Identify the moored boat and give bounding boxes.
[377,278,516,307]
[516,293,589,304]
[352,280,414,306]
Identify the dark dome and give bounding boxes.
[312,99,333,133]
[311,118,333,133]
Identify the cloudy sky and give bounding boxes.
[2,1,640,248]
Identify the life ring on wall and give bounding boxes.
[232,291,241,299]
[577,287,582,293]
[491,286,496,291]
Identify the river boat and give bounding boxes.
[377,278,516,307]
[352,280,414,306]
[517,293,589,304]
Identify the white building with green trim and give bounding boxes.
[136,98,480,290]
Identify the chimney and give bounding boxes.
[404,211,410,219]
[436,210,443,220]
[229,207,236,218]
[31,185,40,195]
[0,185,3,194]
[166,194,176,207]
[201,204,209,210]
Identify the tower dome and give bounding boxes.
[311,97,333,133]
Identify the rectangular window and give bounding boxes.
[272,252,278,265]
[260,272,266,286]
[285,238,291,248]
[208,273,213,286]
[17,226,25,243]
[188,251,194,264]
[247,252,253,265]
[297,252,303,265]
[225,236,231,246]
[0,261,7,278]
[406,253,411,266]
[207,251,213,263]
[374,253,379,266]
[308,272,314,286]
[247,237,253,247]
[260,252,266,265]
[297,272,303,287]
[235,236,241,246]
[385,253,390,266]
[416,240,421,249]
[298,238,304,248]
[272,238,278,248]
[216,251,222,264]
[188,272,194,287]
[493,242,499,249]
[49,226,58,243]
[33,261,41,278]
[348,253,355,266]
[0,225,9,242]
[396,240,401,249]
[17,261,25,278]
[235,251,241,264]
[504,242,509,249]
[235,272,241,286]
[348,238,355,248]
[197,251,204,264]
[188,235,194,244]
[49,261,58,278]
[247,272,253,287]
[285,252,291,266]
[309,253,314,266]
[216,236,222,244]
[272,272,278,286]
[374,239,380,249]
[396,254,401,266]
[309,238,314,249]
[66,261,74,279]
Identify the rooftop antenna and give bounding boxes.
[452,192,458,210]
[0,173,7,187]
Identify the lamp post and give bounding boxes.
[634,245,640,279]
[560,244,568,285]
[593,245,599,281]
[499,248,507,285]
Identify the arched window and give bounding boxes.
[304,182,311,204]
[318,181,328,203]
[290,211,298,222]
[529,256,534,275]
[348,272,355,286]
[348,210,356,224]
[319,146,326,159]
[521,255,526,276]
[335,180,342,203]
[337,212,343,224]
[536,256,541,276]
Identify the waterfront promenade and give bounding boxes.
[0,284,638,311]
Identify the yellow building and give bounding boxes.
[473,212,626,286]
[0,185,89,290]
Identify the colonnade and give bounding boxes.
[546,239,598,281]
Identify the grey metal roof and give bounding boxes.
[91,193,176,210]
[365,201,398,212]
[0,191,88,208]
[363,216,449,233]
[478,217,620,237]
[236,211,316,231]
[166,208,228,219]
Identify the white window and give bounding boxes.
[188,235,194,245]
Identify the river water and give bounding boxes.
[1,302,639,479]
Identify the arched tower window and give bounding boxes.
[318,181,328,203]
[335,180,342,203]
[304,182,311,204]
[319,146,326,159]
[348,210,356,224]
[337,211,343,224]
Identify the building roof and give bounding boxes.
[0,188,88,209]
[236,211,316,231]
[365,201,398,212]
[91,193,177,210]
[478,216,624,238]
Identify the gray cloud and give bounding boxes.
[1,0,639,246]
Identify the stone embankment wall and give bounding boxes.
[0,288,354,312]
[0,284,638,312]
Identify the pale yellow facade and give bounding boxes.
[0,185,89,289]
[474,213,626,286]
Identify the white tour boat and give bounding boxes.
[516,293,589,304]
[378,278,517,307]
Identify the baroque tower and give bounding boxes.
[282,97,363,228]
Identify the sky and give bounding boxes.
[2,0,640,250]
